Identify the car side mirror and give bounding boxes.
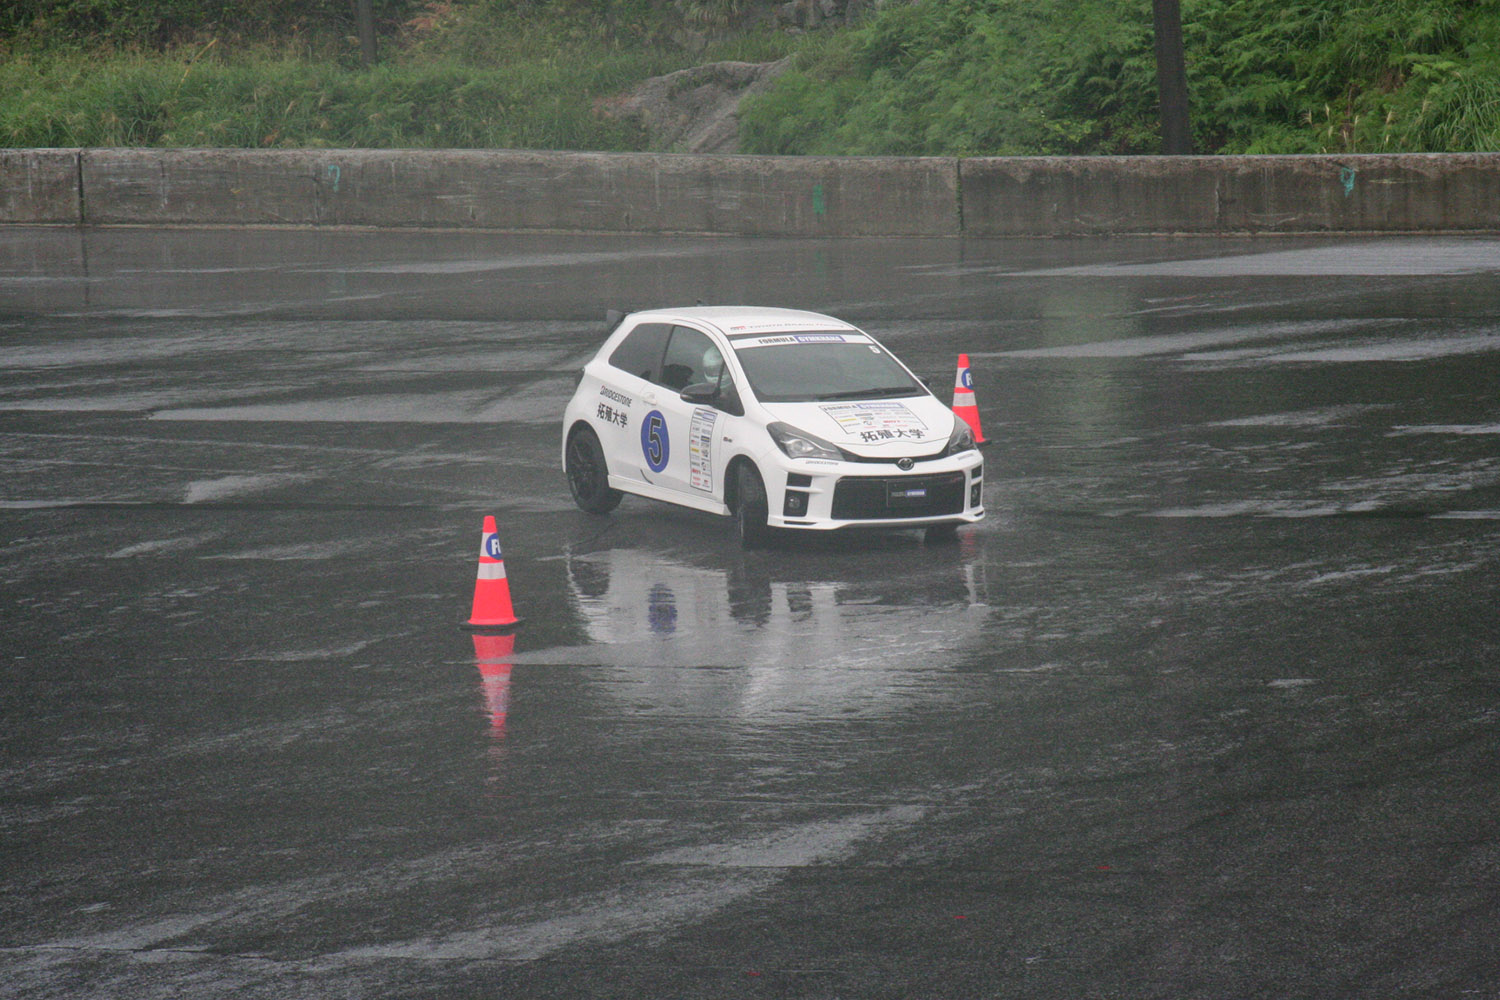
[679,382,717,405]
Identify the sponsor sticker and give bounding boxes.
[689,407,717,492]
[821,401,929,443]
[734,333,872,350]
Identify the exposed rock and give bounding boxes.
[601,57,794,154]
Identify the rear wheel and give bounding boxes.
[566,426,622,514]
[734,463,771,549]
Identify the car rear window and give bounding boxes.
[607,323,671,381]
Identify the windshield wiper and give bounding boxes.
[814,386,917,401]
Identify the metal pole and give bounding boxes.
[1152,0,1191,154]
[355,0,378,66]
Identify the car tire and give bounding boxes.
[566,426,622,514]
[734,463,771,550]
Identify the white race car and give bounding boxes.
[561,306,984,547]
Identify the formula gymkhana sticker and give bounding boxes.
[689,408,717,492]
[821,401,929,442]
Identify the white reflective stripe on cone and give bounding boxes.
[477,563,509,580]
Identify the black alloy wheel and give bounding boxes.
[566,426,623,514]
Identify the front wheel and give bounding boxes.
[734,463,771,549]
[566,426,622,514]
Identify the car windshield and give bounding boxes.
[732,337,924,403]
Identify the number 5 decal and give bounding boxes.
[641,409,669,473]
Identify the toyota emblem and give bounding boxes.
[897,457,915,471]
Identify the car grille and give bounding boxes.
[831,472,967,520]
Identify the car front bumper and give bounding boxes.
[763,452,985,531]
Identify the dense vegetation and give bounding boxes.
[3,0,1498,154]
[741,0,1500,155]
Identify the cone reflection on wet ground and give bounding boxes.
[472,632,514,737]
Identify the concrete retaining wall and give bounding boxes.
[959,153,1500,235]
[2,147,1498,235]
[1,149,81,224]
[73,147,959,236]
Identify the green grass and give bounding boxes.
[0,48,654,150]
[0,9,803,151]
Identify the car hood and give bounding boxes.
[759,396,958,456]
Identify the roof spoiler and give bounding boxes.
[605,309,626,333]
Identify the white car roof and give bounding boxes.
[624,306,859,337]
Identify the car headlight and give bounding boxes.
[943,419,976,457]
[768,422,846,461]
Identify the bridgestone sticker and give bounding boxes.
[689,407,717,492]
[821,401,929,442]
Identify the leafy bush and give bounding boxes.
[739,0,1500,156]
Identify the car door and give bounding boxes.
[597,321,671,489]
[644,325,729,500]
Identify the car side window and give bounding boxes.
[661,326,745,415]
[607,323,671,382]
[713,376,745,417]
[659,326,720,392]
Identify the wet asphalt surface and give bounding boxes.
[2,227,1499,998]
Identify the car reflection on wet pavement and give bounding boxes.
[1,227,1497,998]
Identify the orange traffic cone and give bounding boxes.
[464,515,522,630]
[472,632,514,737]
[951,353,988,446]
